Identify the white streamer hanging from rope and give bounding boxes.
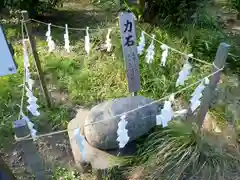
[45,23,55,52]
[64,24,70,53]
[117,113,129,148]
[74,128,86,161]
[23,39,31,82]
[176,54,193,87]
[145,34,155,64]
[160,44,169,66]
[137,31,145,55]
[23,39,40,117]
[85,26,90,55]
[156,94,174,127]
[105,28,112,52]
[25,87,40,116]
[190,77,209,112]
[22,39,38,140]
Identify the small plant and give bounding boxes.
[52,167,81,180]
[124,0,205,24]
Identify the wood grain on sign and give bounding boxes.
[119,12,140,93]
[0,25,17,77]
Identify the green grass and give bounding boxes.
[52,167,97,180]
[128,120,240,180]
[52,167,82,180]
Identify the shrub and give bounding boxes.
[230,0,240,19]
[2,0,63,17]
[125,0,205,24]
[129,121,240,180]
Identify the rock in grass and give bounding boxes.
[84,96,160,150]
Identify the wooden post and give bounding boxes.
[0,156,17,180]
[14,119,50,179]
[21,10,51,108]
[197,43,230,128]
[119,12,141,95]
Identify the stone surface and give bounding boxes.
[68,108,135,170]
[84,96,160,150]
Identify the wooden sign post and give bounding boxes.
[0,25,17,77]
[119,11,141,96]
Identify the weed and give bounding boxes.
[129,120,240,180]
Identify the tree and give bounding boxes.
[1,0,62,17]
[125,0,203,24]
[230,0,240,19]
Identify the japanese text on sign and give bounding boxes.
[119,12,140,93]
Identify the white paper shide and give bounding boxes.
[85,26,90,55]
[74,128,86,161]
[160,44,169,66]
[105,28,112,52]
[190,77,209,112]
[117,114,130,148]
[23,40,40,117]
[145,34,155,64]
[156,95,174,127]
[64,24,70,53]
[176,54,193,87]
[46,23,55,52]
[137,31,145,55]
[21,40,39,140]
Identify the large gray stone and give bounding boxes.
[68,108,136,170]
[84,96,160,150]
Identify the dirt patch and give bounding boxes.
[2,133,74,179]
